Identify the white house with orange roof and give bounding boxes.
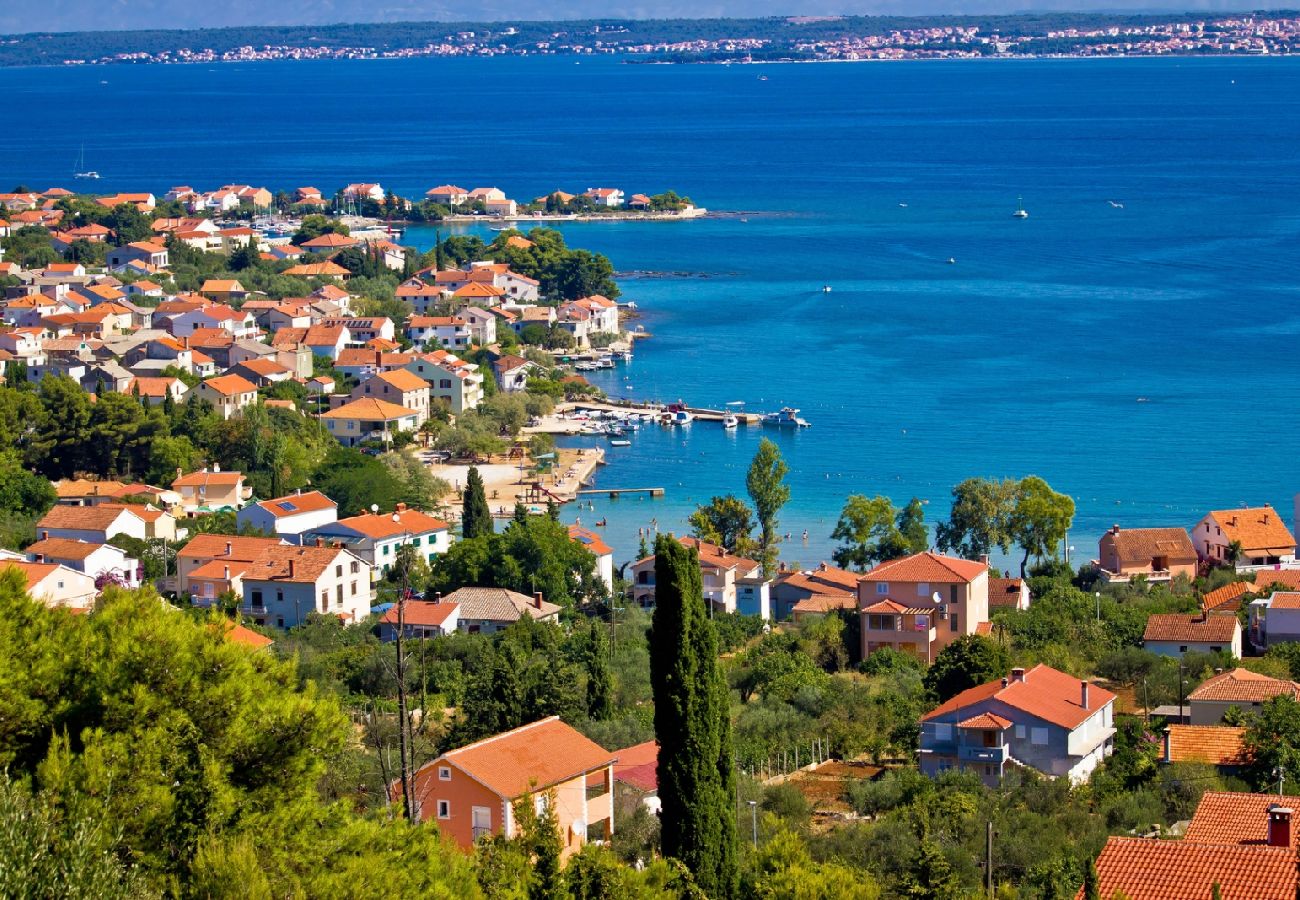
[1193,505,1296,570]
[404,350,484,414]
[453,306,498,345]
[300,232,360,255]
[379,597,460,640]
[237,490,338,541]
[320,397,420,446]
[1248,591,1300,651]
[569,525,614,592]
[342,183,385,203]
[919,664,1116,785]
[396,278,446,314]
[425,185,469,206]
[189,373,258,420]
[305,504,451,574]
[174,533,284,596]
[350,368,431,425]
[126,375,187,406]
[406,315,471,349]
[319,316,394,344]
[35,504,148,544]
[199,279,249,304]
[409,716,615,855]
[106,240,169,272]
[172,304,258,340]
[26,537,142,589]
[858,551,991,665]
[171,467,250,513]
[303,323,352,360]
[238,543,374,628]
[629,536,771,618]
[583,187,625,208]
[2,560,97,610]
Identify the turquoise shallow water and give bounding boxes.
[2,55,1298,567]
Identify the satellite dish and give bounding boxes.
[932,591,942,604]
[370,503,379,514]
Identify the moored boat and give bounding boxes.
[762,407,810,428]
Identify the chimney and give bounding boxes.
[315,537,324,548]
[533,591,543,609]
[1081,680,1090,709]
[433,591,442,604]
[980,553,990,567]
[40,530,48,541]
[176,467,183,480]
[222,565,229,580]
[1111,524,1120,535]
[1267,805,1292,848]
[213,462,220,474]
[818,561,827,572]
[288,559,295,578]
[1010,667,1026,683]
[1001,677,1009,688]
[396,502,407,512]
[225,541,232,556]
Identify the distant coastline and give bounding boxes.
[0,11,1296,69]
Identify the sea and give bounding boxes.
[2,54,1299,570]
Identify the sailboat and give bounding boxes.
[73,145,100,180]
[1012,196,1028,219]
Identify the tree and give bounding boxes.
[1243,694,1300,792]
[1082,859,1101,900]
[1009,476,1075,577]
[935,477,1019,560]
[585,621,614,720]
[831,495,902,571]
[923,634,1011,702]
[746,438,790,578]
[896,497,929,556]
[0,449,56,518]
[648,536,737,898]
[688,495,756,556]
[461,466,493,540]
[899,839,961,900]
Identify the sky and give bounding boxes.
[0,0,1249,35]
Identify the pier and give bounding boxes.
[555,400,762,425]
[576,487,665,498]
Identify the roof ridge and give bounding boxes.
[444,715,562,758]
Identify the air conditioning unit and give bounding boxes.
[938,611,948,621]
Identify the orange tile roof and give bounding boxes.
[189,559,253,580]
[37,504,139,532]
[1104,526,1197,567]
[1254,570,1300,592]
[1203,581,1253,612]
[1188,668,1300,704]
[380,600,459,629]
[861,551,989,584]
[200,374,257,397]
[1185,791,1300,848]
[922,664,1115,730]
[217,621,274,648]
[178,534,282,562]
[320,397,415,422]
[1163,725,1248,766]
[2,560,64,593]
[1143,612,1239,644]
[283,262,350,277]
[368,368,429,392]
[792,593,859,615]
[126,376,181,398]
[988,577,1027,608]
[679,536,760,575]
[431,716,615,800]
[568,525,612,556]
[26,537,104,561]
[300,232,358,249]
[1268,591,1300,610]
[255,491,336,518]
[235,358,290,376]
[452,282,504,298]
[172,469,245,488]
[1207,506,1295,553]
[1084,836,1295,900]
[241,545,352,584]
[957,712,1013,730]
[333,508,448,540]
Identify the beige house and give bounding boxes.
[404,350,484,415]
[628,537,771,619]
[1193,506,1296,570]
[349,368,431,426]
[171,468,250,512]
[858,551,991,665]
[174,533,284,596]
[1187,668,1300,725]
[190,373,259,420]
[321,398,420,447]
[3,560,97,610]
[1096,525,1198,583]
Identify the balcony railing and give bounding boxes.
[958,744,1009,763]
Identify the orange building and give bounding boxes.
[410,717,616,856]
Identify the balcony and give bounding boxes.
[958,744,1009,764]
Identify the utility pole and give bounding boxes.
[747,800,758,849]
[985,821,994,899]
[1276,765,1286,796]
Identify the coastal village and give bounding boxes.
[5,179,1300,897]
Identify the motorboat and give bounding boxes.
[1013,196,1029,219]
[723,412,739,429]
[666,402,694,426]
[762,407,810,428]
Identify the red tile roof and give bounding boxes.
[240,545,353,585]
[1206,506,1295,554]
[430,716,615,800]
[1163,725,1248,766]
[613,740,658,792]
[988,577,1027,608]
[1143,612,1240,644]
[254,491,336,518]
[861,551,989,584]
[37,504,139,533]
[1203,581,1253,612]
[922,664,1115,731]
[1188,668,1300,705]
[957,712,1013,730]
[568,524,612,556]
[334,507,449,540]
[1084,836,1296,900]
[1185,791,1300,848]
[1253,570,1300,592]
[1268,591,1300,610]
[26,537,104,562]
[173,469,244,488]
[177,534,283,562]
[1104,526,1197,567]
[380,600,459,629]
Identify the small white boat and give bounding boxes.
[723,413,739,429]
[762,407,810,428]
[1013,196,1029,219]
[597,357,615,369]
[610,439,632,447]
[822,285,832,293]
[947,257,956,265]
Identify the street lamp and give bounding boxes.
[1095,591,1101,622]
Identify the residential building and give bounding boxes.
[857,551,990,665]
[26,538,141,589]
[425,185,469,206]
[320,398,420,446]
[453,306,497,345]
[1248,590,1300,650]
[409,716,615,854]
[1192,505,1296,570]
[1161,725,1247,769]
[583,187,625,207]
[305,504,451,574]
[125,375,186,406]
[349,368,431,426]
[919,664,1116,785]
[190,373,258,419]
[771,562,860,621]
[236,490,338,541]
[35,504,147,544]
[491,354,534,393]
[406,315,471,349]
[404,350,483,414]
[2,560,97,610]
[378,598,460,640]
[568,525,614,593]
[1186,668,1300,725]
[443,587,561,633]
[1096,524,1198,583]
[171,468,249,512]
[628,536,771,618]
[174,533,284,597]
[988,576,1031,611]
[1142,612,1241,658]
[239,544,373,627]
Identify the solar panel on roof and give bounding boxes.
[277,501,296,512]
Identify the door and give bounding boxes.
[471,806,492,841]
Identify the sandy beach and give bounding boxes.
[425,446,605,520]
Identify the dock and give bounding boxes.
[576,487,665,498]
[556,400,761,425]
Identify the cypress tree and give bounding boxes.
[1083,859,1101,900]
[585,622,613,720]
[462,466,493,539]
[649,536,737,898]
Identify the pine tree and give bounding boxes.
[513,501,529,525]
[585,622,613,720]
[649,536,738,898]
[461,466,493,539]
[900,839,961,900]
[1082,859,1101,900]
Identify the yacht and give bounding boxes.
[762,407,810,428]
[1013,196,1029,219]
[666,402,694,426]
[723,400,744,429]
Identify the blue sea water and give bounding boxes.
[2,55,1299,568]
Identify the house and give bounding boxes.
[319,316,395,345]
[342,183,385,203]
[1186,668,1300,725]
[1142,612,1241,658]
[453,306,498,345]
[409,716,615,854]
[303,323,351,360]
[491,354,534,393]
[199,279,249,303]
[229,358,293,387]
[171,468,249,512]
[1082,791,1298,900]
[378,598,460,641]
[350,368,431,426]
[98,503,178,541]
[404,350,484,414]
[395,278,446,314]
[583,187,625,208]
[35,504,147,544]
[1248,590,1300,650]
[612,740,660,814]
[443,587,561,633]
[568,525,614,593]
[305,504,451,574]
[320,398,420,446]
[2,560,97,610]
[919,664,1116,785]
[236,491,338,541]
[988,577,1031,611]
[1192,505,1296,570]
[106,241,169,271]
[26,538,141,589]
[238,544,373,627]
[628,537,771,618]
[858,551,991,665]
[282,261,350,280]
[1096,524,1198,583]
[425,185,469,206]
[771,562,860,621]
[190,373,258,419]
[125,376,187,406]
[1161,725,1247,769]
[406,316,471,349]
[175,533,284,597]
[300,232,360,255]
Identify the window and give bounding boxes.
[320,591,328,611]
[384,545,391,555]
[276,617,284,628]
[1014,725,1025,739]
[336,585,344,607]
[351,560,360,574]
[950,585,959,604]
[876,583,889,594]
[950,614,959,632]
[916,582,929,597]
[1031,727,1049,746]
[934,723,953,741]
[335,565,343,577]
[438,766,451,781]
[1179,645,1188,653]
[437,800,450,819]
[534,794,547,815]
[251,590,264,608]
[276,590,283,603]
